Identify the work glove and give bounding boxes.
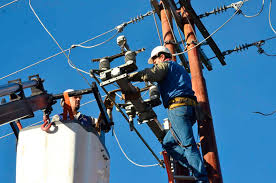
[128,72,141,81]
[105,92,116,110]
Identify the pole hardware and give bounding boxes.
[124,101,136,131]
[91,48,145,63]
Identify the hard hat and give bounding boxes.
[60,89,74,106]
[148,46,172,64]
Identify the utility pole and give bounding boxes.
[181,1,223,183]
[160,1,192,183]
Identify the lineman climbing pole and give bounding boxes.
[153,0,223,182]
[180,0,223,182]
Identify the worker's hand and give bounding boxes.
[128,72,139,81]
[105,92,116,109]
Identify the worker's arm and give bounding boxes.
[128,62,169,82]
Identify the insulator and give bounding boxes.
[131,14,146,24]
[99,58,110,71]
[199,4,231,18]
[125,51,136,64]
[149,85,160,100]
[234,43,249,52]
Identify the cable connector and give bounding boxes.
[115,23,127,32]
[231,1,245,14]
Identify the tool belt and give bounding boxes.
[168,96,197,110]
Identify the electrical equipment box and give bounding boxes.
[16,121,110,183]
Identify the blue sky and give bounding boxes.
[0,0,275,183]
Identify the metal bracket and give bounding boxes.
[100,73,128,87]
[99,60,137,81]
[28,74,45,96]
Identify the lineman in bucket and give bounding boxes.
[128,46,209,183]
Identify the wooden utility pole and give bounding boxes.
[181,1,223,182]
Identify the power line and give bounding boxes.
[253,110,276,116]
[0,10,153,81]
[72,31,119,49]
[28,0,92,87]
[67,48,91,75]
[0,49,69,81]
[0,0,21,10]
[150,6,163,46]
[113,128,159,167]
[241,0,265,18]
[269,0,276,34]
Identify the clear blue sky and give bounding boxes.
[0,0,275,183]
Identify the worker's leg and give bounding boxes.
[167,105,208,183]
[162,131,189,168]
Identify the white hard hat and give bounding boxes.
[148,46,172,64]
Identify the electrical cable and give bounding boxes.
[263,51,276,56]
[6,27,114,80]
[241,0,265,18]
[71,31,119,49]
[0,10,150,81]
[264,35,276,41]
[67,48,91,75]
[0,0,21,9]
[0,132,14,140]
[169,7,186,52]
[0,49,70,81]
[76,28,116,46]
[0,11,153,82]
[269,0,276,34]
[113,128,159,167]
[0,27,116,82]
[29,0,92,87]
[253,110,276,116]
[151,6,163,46]
[173,0,245,56]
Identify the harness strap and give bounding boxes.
[63,92,74,120]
